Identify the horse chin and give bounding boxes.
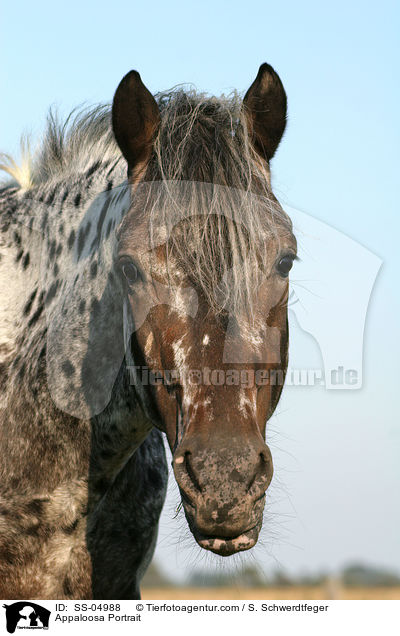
[192,525,261,557]
[182,502,262,556]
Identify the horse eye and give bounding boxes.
[276,255,295,277]
[122,261,139,284]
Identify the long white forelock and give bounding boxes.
[137,180,292,319]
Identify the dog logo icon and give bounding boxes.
[2,602,50,633]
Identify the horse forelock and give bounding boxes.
[120,179,293,319]
[123,90,293,318]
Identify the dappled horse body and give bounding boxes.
[0,64,296,598]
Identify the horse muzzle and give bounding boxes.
[172,438,273,556]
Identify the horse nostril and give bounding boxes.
[184,451,202,493]
[260,448,272,465]
[246,451,271,493]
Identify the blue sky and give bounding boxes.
[1,0,399,580]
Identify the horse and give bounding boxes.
[0,63,296,599]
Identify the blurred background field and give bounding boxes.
[141,561,400,600]
[142,588,400,600]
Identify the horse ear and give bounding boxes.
[243,63,287,162]
[112,70,160,170]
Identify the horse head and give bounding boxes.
[112,65,296,556]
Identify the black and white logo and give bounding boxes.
[2,603,50,634]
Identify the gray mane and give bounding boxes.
[32,106,119,186]
[0,105,120,190]
[1,88,264,189]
